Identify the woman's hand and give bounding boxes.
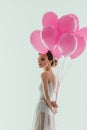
[51,101,59,108]
[50,101,59,114]
[51,108,58,114]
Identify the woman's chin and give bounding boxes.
[38,65,44,68]
[38,65,42,68]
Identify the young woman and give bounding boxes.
[31,50,59,130]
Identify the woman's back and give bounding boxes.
[39,81,57,101]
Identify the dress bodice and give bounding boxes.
[39,82,57,101]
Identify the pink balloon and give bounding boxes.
[58,33,77,56]
[70,35,86,59]
[41,26,58,50]
[76,27,87,40]
[58,15,77,34]
[69,14,79,32]
[52,45,62,58]
[30,30,48,53]
[42,11,58,28]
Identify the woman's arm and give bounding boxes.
[41,72,53,111]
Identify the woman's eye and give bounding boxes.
[41,58,45,61]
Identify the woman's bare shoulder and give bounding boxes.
[41,71,49,79]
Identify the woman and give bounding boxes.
[31,50,59,130]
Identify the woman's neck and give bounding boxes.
[43,67,52,72]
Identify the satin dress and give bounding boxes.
[31,81,57,130]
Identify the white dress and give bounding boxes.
[31,82,57,130]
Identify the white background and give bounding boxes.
[0,0,87,130]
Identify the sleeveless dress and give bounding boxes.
[31,82,57,130]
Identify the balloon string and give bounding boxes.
[53,56,70,129]
[60,56,72,82]
[55,56,72,103]
[58,56,66,82]
[55,77,59,102]
[56,56,64,79]
[53,114,55,130]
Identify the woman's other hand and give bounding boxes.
[51,101,59,108]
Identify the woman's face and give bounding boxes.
[38,54,50,68]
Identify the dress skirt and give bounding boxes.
[31,99,56,130]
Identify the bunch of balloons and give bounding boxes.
[30,11,87,59]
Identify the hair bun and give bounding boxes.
[54,59,58,66]
[51,58,58,67]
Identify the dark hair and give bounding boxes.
[46,50,53,60]
[46,50,58,67]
